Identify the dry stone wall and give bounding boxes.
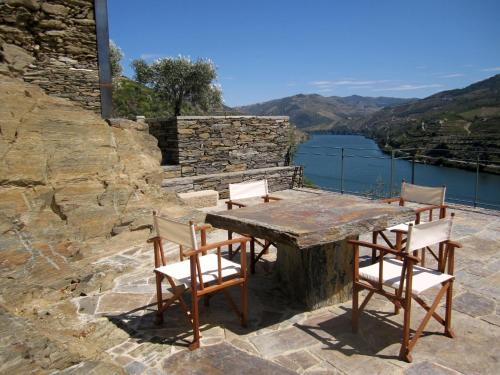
[148,116,291,176]
[162,166,302,198]
[0,0,100,112]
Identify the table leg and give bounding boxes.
[275,236,355,310]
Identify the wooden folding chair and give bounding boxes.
[373,180,448,266]
[226,179,281,274]
[148,212,249,350]
[350,215,461,362]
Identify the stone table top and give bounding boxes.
[206,193,415,249]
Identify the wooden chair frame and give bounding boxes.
[226,194,281,274]
[350,224,461,362]
[373,181,448,266]
[149,220,249,350]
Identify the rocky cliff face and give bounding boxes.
[0,0,101,112]
[0,76,194,373]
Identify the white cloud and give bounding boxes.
[287,81,297,87]
[140,53,163,61]
[416,65,427,70]
[309,79,389,87]
[481,67,500,72]
[373,84,443,92]
[439,73,464,78]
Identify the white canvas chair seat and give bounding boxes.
[156,254,241,286]
[351,217,460,362]
[229,180,268,201]
[359,258,454,295]
[387,220,415,232]
[150,213,249,350]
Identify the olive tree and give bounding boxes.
[131,56,222,116]
[109,40,123,78]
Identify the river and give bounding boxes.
[294,134,500,210]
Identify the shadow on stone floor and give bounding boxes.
[295,305,447,362]
[103,257,313,349]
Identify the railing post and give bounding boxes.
[390,150,395,197]
[474,155,479,208]
[340,147,344,194]
[411,154,416,184]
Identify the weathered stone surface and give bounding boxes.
[163,166,301,198]
[148,116,291,175]
[206,194,415,249]
[250,327,319,358]
[405,361,461,375]
[0,77,192,372]
[453,292,495,317]
[162,343,296,374]
[0,0,101,112]
[179,189,219,208]
[1,43,35,73]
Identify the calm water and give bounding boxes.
[295,134,500,210]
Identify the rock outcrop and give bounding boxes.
[0,76,195,373]
[0,0,101,112]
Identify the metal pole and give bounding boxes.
[411,154,416,184]
[94,0,112,119]
[474,155,480,208]
[340,147,344,194]
[390,150,395,197]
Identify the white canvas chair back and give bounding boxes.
[153,214,198,250]
[405,218,453,252]
[229,179,269,200]
[401,182,446,206]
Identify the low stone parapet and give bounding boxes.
[179,190,219,208]
[162,166,302,198]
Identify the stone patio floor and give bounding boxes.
[62,190,500,374]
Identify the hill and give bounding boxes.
[237,94,415,132]
[362,74,500,166]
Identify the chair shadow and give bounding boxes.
[104,253,309,348]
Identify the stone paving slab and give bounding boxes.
[162,343,297,374]
[67,189,500,374]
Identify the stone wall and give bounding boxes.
[161,166,303,198]
[147,117,178,165]
[148,116,291,176]
[0,0,100,112]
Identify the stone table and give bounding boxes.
[206,193,414,310]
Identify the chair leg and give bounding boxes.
[444,281,455,338]
[263,240,270,255]
[228,231,233,258]
[154,273,164,325]
[352,284,359,333]
[399,295,413,362]
[371,232,378,264]
[250,239,256,274]
[241,281,248,328]
[189,295,200,350]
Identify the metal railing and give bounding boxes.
[295,146,500,210]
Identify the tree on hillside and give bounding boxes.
[131,56,222,116]
[109,40,123,78]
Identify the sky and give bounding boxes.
[108,0,500,107]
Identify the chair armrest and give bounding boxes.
[445,240,462,249]
[348,239,419,262]
[413,205,441,214]
[194,224,212,232]
[226,200,247,209]
[184,237,251,256]
[379,197,400,204]
[147,236,161,243]
[261,195,282,202]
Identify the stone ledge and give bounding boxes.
[179,190,219,208]
[162,166,300,198]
